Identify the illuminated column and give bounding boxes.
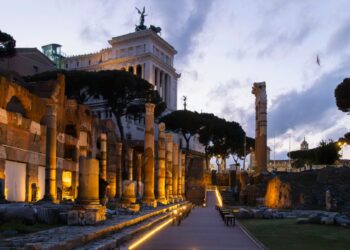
[178,150,183,201]
[157,123,167,204]
[142,103,156,207]
[172,143,179,201]
[122,147,136,204]
[166,133,173,202]
[252,82,268,174]
[181,152,186,199]
[77,158,100,205]
[137,154,142,198]
[127,148,134,181]
[116,142,123,199]
[100,133,107,181]
[44,104,57,202]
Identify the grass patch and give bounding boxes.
[0,220,57,238]
[240,218,350,250]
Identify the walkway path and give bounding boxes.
[127,191,261,250]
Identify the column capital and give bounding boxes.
[100,133,107,141]
[166,133,173,142]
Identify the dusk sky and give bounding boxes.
[2,0,350,159]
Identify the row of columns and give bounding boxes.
[43,102,185,208]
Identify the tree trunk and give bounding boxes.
[115,115,124,142]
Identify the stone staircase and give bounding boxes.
[220,190,236,206]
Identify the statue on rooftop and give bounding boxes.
[135,7,147,31]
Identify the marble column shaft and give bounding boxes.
[77,158,100,205]
[165,133,173,202]
[116,142,123,199]
[100,133,107,181]
[44,104,57,202]
[137,154,142,198]
[127,148,134,181]
[142,103,156,206]
[157,123,167,204]
[172,143,179,200]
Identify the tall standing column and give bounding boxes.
[166,133,173,202]
[116,142,123,199]
[127,148,134,181]
[157,123,167,204]
[181,152,186,199]
[252,82,268,174]
[137,153,142,198]
[172,143,179,202]
[178,150,183,201]
[100,133,107,181]
[44,104,57,202]
[142,103,156,207]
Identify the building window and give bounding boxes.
[136,65,142,78]
[76,61,79,67]
[65,63,68,69]
[88,60,91,65]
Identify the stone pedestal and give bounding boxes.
[157,123,167,204]
[68,158,105,225]
[166,133,173,203]
[142,103,157,207]
[44,104,57,203]
[116,142,122,199]
[100,133,107,181]
[172,143,179,202]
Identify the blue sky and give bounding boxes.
[2,0,350,159]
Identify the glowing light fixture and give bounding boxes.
[215,188,223,207]
[128,217,175,250]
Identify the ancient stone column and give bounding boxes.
[181,152,186,199]
[44,104,57,202]
[157,123,167,204]
[172,143,179,202]
[178,150,183,201]
[116,142,123,199]
[142,103,156,207]
[100,133,107,181]
[122,148,136,204]
[252,82,268,174]
[137,153,142,198]
[77,158,100,205]
[166,133,173,202]
[127,148,134,181]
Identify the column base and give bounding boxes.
[67,204,106,225]
[142,198,157,208]
[157,197,168,205]
[122,180,137,205]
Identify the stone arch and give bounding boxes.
[136,64,142,78]
[6,96,27,117]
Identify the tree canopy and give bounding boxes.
[335,78,350,113]
[288,140,340,168]
[0,30,16,58]
[26,70,166,141]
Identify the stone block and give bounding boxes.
[67,206,106,225]
[0,108,8,124]
[122,180,136,204]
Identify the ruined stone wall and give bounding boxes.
[264,167,350,209]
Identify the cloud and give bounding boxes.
[327,20,350,54]
[80,25,111,42]
[268,58,350,137]
[150,0,214,63]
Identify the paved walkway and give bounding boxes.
[128,191,261,250]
